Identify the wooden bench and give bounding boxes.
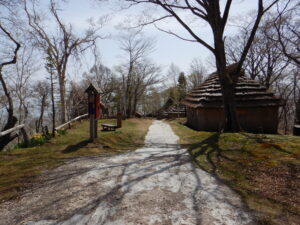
[101,124,118,131]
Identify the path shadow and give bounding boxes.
[187,133,235,175]
[186,132,300,224]
[62,139,90,153]
[240,133,293,154]
[10,138,255,225]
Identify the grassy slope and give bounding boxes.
[169,118,300,225]
[0,118,152,202]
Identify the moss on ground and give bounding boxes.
[0,118,152,202]
[169,118,300,225]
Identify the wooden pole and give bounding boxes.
[117,112,122,128]
[89,115,98,141]
[90,115,97,141]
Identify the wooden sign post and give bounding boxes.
[85,84,101,141]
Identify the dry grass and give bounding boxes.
[0,118,152,203]
[168,118,300,225]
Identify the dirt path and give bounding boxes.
[0,120,253,225]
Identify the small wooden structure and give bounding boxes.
[135,112,143,118]
[294,125,300,136]
[165,104,187,119]
[158,103,187,119]
[102,124,117,131]
[85,84,101,141]
[182,70,282,133]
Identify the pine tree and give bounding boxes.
[177,72,187,101]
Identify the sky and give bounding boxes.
[49,0,259,80]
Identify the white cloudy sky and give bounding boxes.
[51,0,260,79]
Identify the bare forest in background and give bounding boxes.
[0,0,299,151]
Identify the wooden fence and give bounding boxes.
[55,114,88,130]
[0,113,89,149]
[0,124,25,137]
[0,124,29,148]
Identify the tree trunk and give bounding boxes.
[50,71,56,137]
[36,94,46,133]
[295,96,300,124]
[214,35,240,132]
[0,72,18,151]
[58,74,66,124]
[219,70,240,132]
[294,96,300,135]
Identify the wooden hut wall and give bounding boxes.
[187,106,279,133]
[167,112,187,119]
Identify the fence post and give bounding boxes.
[20,127,29,148]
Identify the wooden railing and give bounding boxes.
[0,124,25,137]
[55,114,88,130]
[0,114,89,149]
[0,124,29,148]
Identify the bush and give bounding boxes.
[16,133,49,148]
[30,134,48,146]
[57,129,67,135]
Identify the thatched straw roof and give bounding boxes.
[159,103,187,117]
[166,104,187,114]
[182,69,282,108]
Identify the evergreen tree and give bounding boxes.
[177,72,187,101]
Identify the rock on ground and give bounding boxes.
[0,120,253,225]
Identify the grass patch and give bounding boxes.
[0,118,152,202]
[169,118,300,225]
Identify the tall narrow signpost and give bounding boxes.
[85,84,101,142]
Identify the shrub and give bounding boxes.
[16,133,49,148]
[57,129,67,135]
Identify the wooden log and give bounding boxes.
[55,114,88,130]
[0,124,25,137]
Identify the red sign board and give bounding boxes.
[86,84,101,119]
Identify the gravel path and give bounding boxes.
[0,120,253,225]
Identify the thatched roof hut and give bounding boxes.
[182,70,282,133]
[163,103,187,119]
[157,103,187,119]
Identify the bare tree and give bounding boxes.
[83,50,118,105]
[269,1,300,132]
[33,81,49,133]
[45,48,57,137]
[117,30,159,117]
[227,15,289,89]
[131,60,161,114]
[24,0,101,124]
[124,0,279,131]
[272,1,300,66]
[0,24,21,151]
[166,63,181,87]
[67,81,87,119]
[188,58,206,89]
[140,87,162,116]
[10,45,38,127]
